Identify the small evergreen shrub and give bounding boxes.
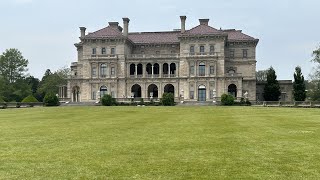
[221,94,235,106]
[101,94,117,106]
[161,93,175,106]
[44,93,60,106]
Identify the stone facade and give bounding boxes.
[67,16,261,102]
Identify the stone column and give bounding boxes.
[143,64,146,78]
[135,64,137,78]
[152,65,154,78]
[159,63,162,78]
[195,61,197,77]
[168,63,171,77]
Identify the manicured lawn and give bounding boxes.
[0,106,320,179]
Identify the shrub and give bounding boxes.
[221,94,235,106]
[0,96,5,103]
[138,98,145,106]
[44,93,60,106]
[22,95,39,103]
[161,93,175,106]
[101,94,117,106]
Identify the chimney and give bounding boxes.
[80,27,86,38]
[109,22,119,27]
[123,17,130,37]
[199,19,209,26]
[180,16,186,33]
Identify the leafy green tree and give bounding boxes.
[308,46,320,100]
[256,70,268,81]
[44,93,59,106]
[0,49,28,83]
[263,67,281,101]
[26,76,40,94]
[293,66,306,101]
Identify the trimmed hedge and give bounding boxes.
[101,94,117,106]
[221,94,235,106]
[22,95,39,103]
[161,93,175,106]
[44,93,60,106]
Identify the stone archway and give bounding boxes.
[148,84,158,98]
[72,86,80,102]
[131,84,142,98]
[228,84,237,97]
[164,84,175,96]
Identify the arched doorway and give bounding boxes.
[131,84,141,98]
[164,84,174,96]
[100,85,108,98]
[228,84,237,97]
[72,86,80,102]
[198,85,206,101]
[148,84,158,98]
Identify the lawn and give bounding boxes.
[0,106,320,179]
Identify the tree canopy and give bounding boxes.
[293,66,306,101]
[263,67,281,101]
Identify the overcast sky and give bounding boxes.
[0,0,319,80]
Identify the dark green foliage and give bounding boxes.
[22,95,39,103]
[293,66,306,101]
[101,94,117,106]
[307,80,320,101]
[221,94,235,106]
[161,93,175,106]
[138,98,145,105]
[43,93,60,106]
[0,96,5,102]
[263,67,281,101]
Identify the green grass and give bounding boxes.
[0,106,320,179]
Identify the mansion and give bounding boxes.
[65,16,271,102]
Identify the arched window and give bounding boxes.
[131,84,142,98]
[199,62,205,76]
[148,84,158,98]
[100,64,107,78]
[228,84,237,97]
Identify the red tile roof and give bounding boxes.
[84,24,258,43]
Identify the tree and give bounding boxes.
[101,94,117,106]
[308,46,320,100]
[161,93,175,106]
[0,49,28,83]
[37,67,70,100]
[256,70,268,81]
[293,66,306,101]
[43,93,59,106]
[263,67,281,101]
[26,76,40,94]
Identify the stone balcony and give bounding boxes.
[83,54,118,60]
[127,54,180,59]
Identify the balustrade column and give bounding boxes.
[168,64,171,78]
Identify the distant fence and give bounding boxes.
[253,101,320,108]
[0,102,44,109]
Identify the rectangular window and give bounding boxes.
[190,46,195,55]
[210,45,214,55]
[92,48,96,55]
[243,49,248,58]
[101,48,106,54]
[200,46,205,54]
[210,90,213,99]
[111,67,115,75]
[190,66,195,75]
[92,91,96,100]
[230,50,235,58]
[210,66,215,74]
[111,48,116,55]
[111,91,115,98]
[190,91,194,99]
[92,66,97,77]
[199,63,205,76]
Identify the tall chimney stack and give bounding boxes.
[123,17,130,37]
[180,16,186,33]
[80,27,86,38]
[199,19,209,26]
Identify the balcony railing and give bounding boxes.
[84,54,118,59]
[187,52,220,57]
[128,54,179,59]
[225,73,242,77]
